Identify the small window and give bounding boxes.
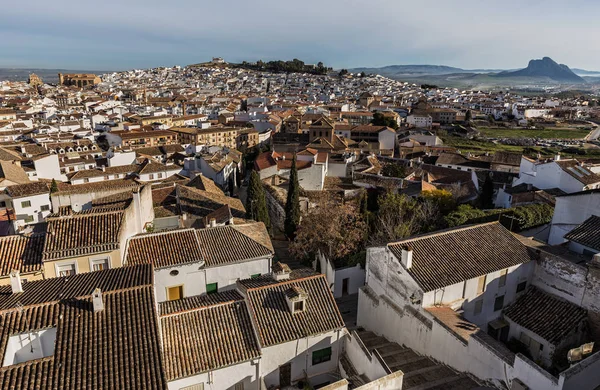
[516,281,527,293]
[474,299,483,315]
[250,274,261,279]
[312,347,332,365]
[90,257,109,271]
[23,215,34,223]
[499,269,508,288]
[477,275,486,295]
[57,263,76,277]
[494,295,505,311]
[83,178,89,183]
[149,174,154,180]
[167,285,183,301]
[21,201,31,208]
[206,283,218,294]
[294,301,305,312]
[40,205,50,212]
[158,173,163,178]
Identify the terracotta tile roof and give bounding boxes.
[388,222,534,292]
[54,179,140,195]
[0,264,153,310]
[0,161,29,185]
[159,290,243,316]
[186,175,224,195]
[177,184,245,219]
[139,160,179,175]
[67,164,137,180]
[0,234,45,276]
[125,228,203,268]
[43,210,125,261]
[246,274,344,347]
[556,160,600,186]
[5,182,49,198]
[503,287,587,344]
[196,223,273,267]
[237,268,317,290]
[564,215,600,251]
[160,291,260,381]
[0,281,167,389]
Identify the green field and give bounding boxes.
[440,136,600,159]
[477,127,590,140]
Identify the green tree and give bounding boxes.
[284,154,301,239]
[381,163,406,178]
[246,171,271,230]
[480,174,495,209]
[50,179,58,193]
[371,112,399,130]
[465,110,472,123]
[421,189,456,214]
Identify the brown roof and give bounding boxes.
[564,215,600,251]
[126,229,203,268]
[503,288,587,344]
[160,291,260,381]
[246,274,344,347]
[67,164,137,180]
[0,161,30,185]
[388,222,533,292]
[159,290,243,316]
[177,184,245,219]
[54,179,140,195]
[556,160,600,186]
[43,210,125,261]
[0,234,45,276]
[186,175,224,195]
[5,182,49,198]
[0,265,166,389]
[196,223,273,267]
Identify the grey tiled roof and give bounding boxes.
[564,215,600,251]
[503,287,587,344]
[388,222,534,292]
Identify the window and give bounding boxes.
[206,283,218,294]
[250,274,261,279]
[516,281,527,293]
[40,205,50,212]
[294,301,305,312]
[90,257,109,271]
[494,295,505,311]
[23,215,34,223]
[167,285,183,301]
[57,263,76,277]
[474,299,483,315]
[477,275,486,295]
[83,178,89,183]
[149,174,154,180]
[499,269,508,288]
[312,347,332,365]
[234,383,244,390]
[158,173,163,179]
[20,201,31,208]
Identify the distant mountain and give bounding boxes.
[349,64,509,77]
[572,68,600,76]
[496,57,585,83]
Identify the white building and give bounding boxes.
[513,156,600,194]
[5,182,52,228]
[548,189,600,245]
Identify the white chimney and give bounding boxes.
[10,270,23,294]
[555,153,561,161]
[92,288,104,312]
[102,165,106,172]
[401,245,413,269]
[209,218,217,228]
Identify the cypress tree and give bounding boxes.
[481,174,494,209]
[246,171,270,230]
[50,179,58,193]
[284,154,301,239]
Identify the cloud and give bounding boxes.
[1,0,599,70]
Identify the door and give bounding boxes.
[279,363,291,387]
[342,278,349,296]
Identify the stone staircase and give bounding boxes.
[340,353,369,388]
[355,330,481,390]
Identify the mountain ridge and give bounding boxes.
[496,57,585,83]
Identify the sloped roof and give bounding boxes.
[0,161,29,185]
[160,291,260,381]
[388,222,534,292]
[246,274,344,347]
[125,228,203,268]
[564,215,600,251]
[503,287,587,344]
[0,234,45,276]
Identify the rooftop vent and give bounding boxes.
[285,285,308,314]
[401,245,413,269]
[272,262,291,281]
[92,288,104,313]
[10,270,23,294]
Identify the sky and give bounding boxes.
[1,0,599,71]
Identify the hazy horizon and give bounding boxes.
[2,0,599,71]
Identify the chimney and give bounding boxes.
[401,245,413,269]
[526,183,533,191]
[555,153,561,161]
[209,218,217,228]
[92,288,104,313]
[10,270,23,294]
[102,165,106,172]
